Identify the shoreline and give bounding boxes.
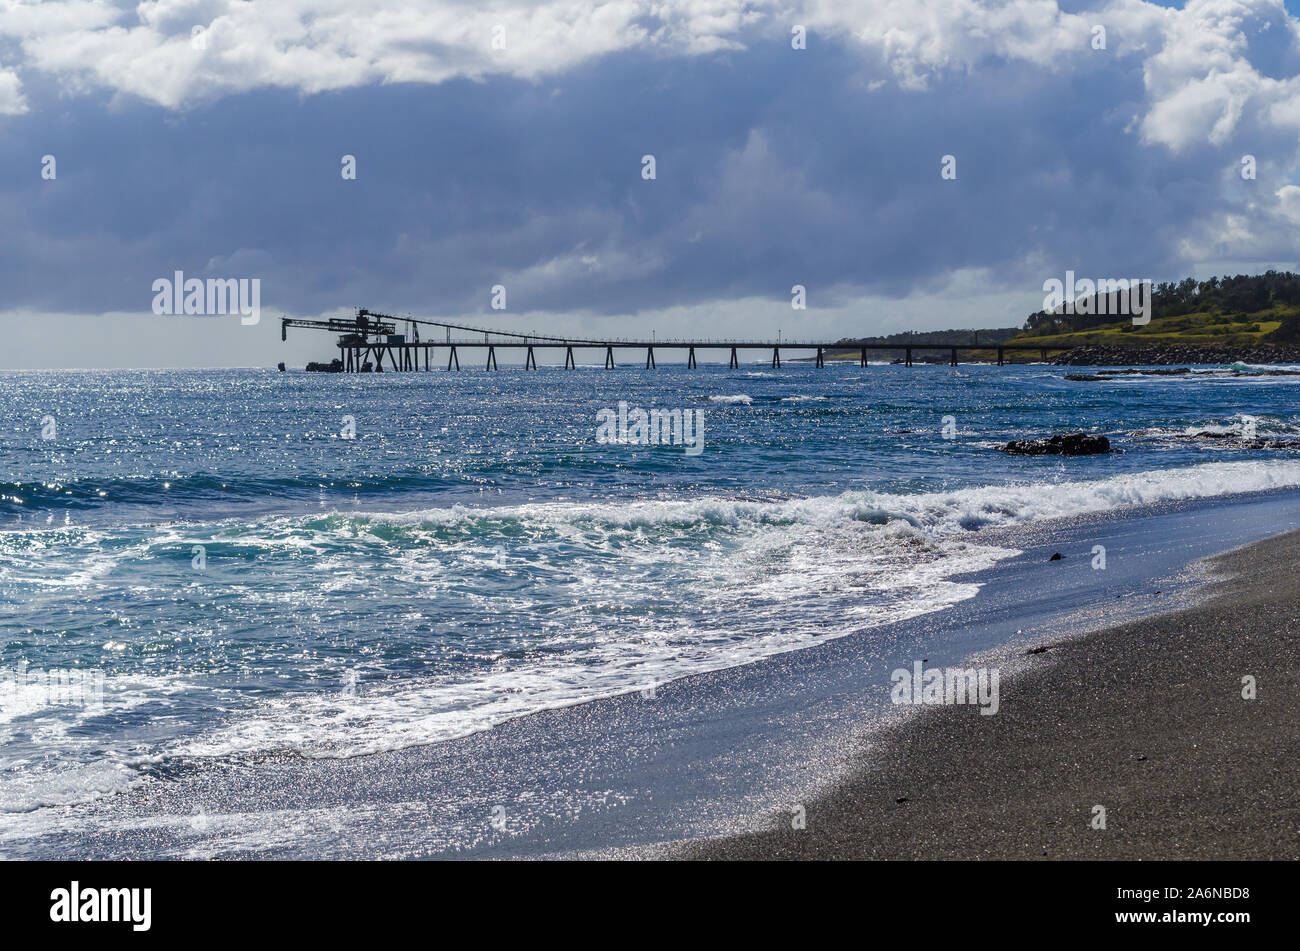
[673,528,1300,860]
[7,489,1299,859]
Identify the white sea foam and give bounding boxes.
[0,759,144,817]
[6,459,1300,823]
[1105,364,1300,385]
[156,459,1300,763]
[1126,414,1300,441]
[336,458,1300,538]
[0,668,189,813]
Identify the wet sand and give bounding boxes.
[680,530,1300,860]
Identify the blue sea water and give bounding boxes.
[3,360,1300,824]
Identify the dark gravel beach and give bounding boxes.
[682,530,1300,860]
[8,492,1298,860]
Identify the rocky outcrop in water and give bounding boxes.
[1000,432,1113,456]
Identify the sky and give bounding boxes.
[3,0,1300,368]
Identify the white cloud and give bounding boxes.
[797,0,1300,154]
[0,66,25,114]
[1276,183,1300,224]
[800,0,1105,88]
[0,0,755,109]
[1137,0,1300,151]
[2,0,1300,163]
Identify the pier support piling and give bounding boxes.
[772,347,781,369]
[486,346,498,370]
[565,346,575,369]
[729,347,739,369]
[525,346,536,370]
[688,347,697,369]
[605,346,615,369]
[447,345,460,371]
[815,347,824,368]
[646,347,656,370]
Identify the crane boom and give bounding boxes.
[280,314,396,342]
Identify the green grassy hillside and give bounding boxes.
[1010,272,1300,349]
[1006,309,1289,348]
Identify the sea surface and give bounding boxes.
[3,360,1300,836]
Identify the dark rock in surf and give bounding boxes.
[1000,433,1112,456]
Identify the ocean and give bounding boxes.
[3,361,1300,841]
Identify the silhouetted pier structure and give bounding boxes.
[281,309,1070,371]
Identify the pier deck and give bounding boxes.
[282,309,1069,371]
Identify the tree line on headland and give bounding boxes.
[830,271,1300,361]
[1020,270,1300,340]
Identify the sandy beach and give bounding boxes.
[681,529,1300,860]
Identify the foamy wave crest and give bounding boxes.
[843,460,1300,533]
[179,524,1011,761]
[9,460,1300,803]
[1177,414,1300,438]
[169,460,1300,762]
[351,458,1300,537]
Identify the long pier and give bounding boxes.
[282,309,1069,371]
